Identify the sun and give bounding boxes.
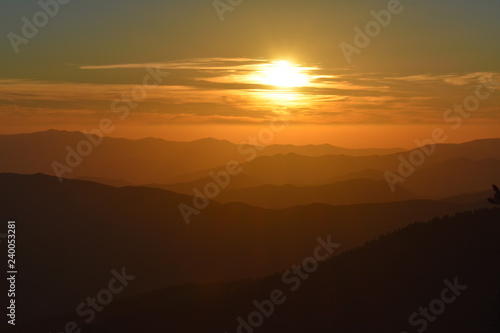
[260,60,310,88]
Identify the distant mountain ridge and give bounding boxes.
[214,178,419,209]
[2,131,500,206]
[167,139,500,186]
[0,130,405,184]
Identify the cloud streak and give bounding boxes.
[0,58,498,125]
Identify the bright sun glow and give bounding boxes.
[260,60,310,88]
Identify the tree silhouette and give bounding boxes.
[488,184,500,206]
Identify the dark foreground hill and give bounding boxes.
[0,173,487,323]
[14,208,500,333]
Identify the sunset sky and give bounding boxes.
[1,0,499,147]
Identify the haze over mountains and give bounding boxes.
[1,130,499,209]
[0,130,403,185]
[1,130,499,331]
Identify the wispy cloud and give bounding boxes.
[389,72,500,87]
[1,59,499,125]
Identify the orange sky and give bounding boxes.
[1,1,499,147]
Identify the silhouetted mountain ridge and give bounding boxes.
[15,208,500,333]
[0,130,405,184]
[0,172,488,323]
[215,178,419,209]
